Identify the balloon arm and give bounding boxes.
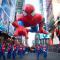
[13,20,28,38]
[39,27,48,34]
[12,21,19,28]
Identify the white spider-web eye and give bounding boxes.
[31,11,35,16]
[22,11,27,16]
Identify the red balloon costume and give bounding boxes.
[12,4,47,38]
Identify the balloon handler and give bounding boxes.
[7,43,12,59]
[35,45,43,60]
[42,45,48,59]
[0,43,2,59]
[1,43,6,60]
[18,43,26,58]
[12,44,17,60]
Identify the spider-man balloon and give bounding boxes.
[12,4,48,38]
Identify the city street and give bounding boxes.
[15,52,60,60]
[1,52,60,60]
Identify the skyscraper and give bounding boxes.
[46,0,53,21]
[52,0,60,20]
[16,0,25,14]
[39,0,44,15]
[0,0,16,36]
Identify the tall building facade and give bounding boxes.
[39,0,44,15]
[46,0,53,22]
[16,0,25,14]
[39,0,53,22]
[0,0,10,33]
[39,0,48,31]
[52,0,60,21]
[0,0,16,36]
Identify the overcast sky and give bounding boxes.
[25,0,41,13]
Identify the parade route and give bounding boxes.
[0,52,60,60]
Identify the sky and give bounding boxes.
[25,0,41,13]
